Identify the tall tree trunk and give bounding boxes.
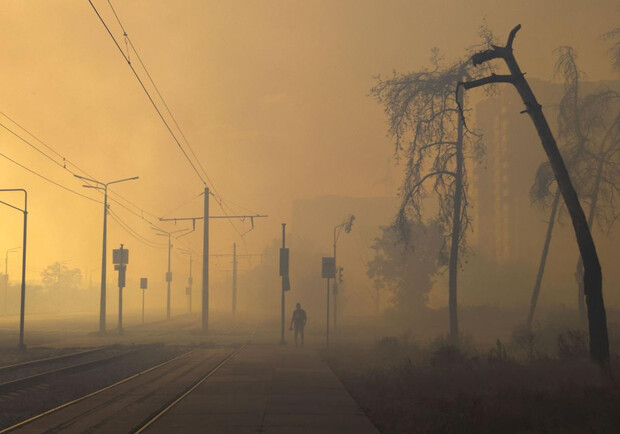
[448,83,465,345]
[464,25,609,365]
[527,187,561,329]
[576,154,604,323]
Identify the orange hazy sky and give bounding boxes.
[0,0,618,287]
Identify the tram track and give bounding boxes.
[0,326,255,433]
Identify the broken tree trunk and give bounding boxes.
[576,149,605,324]
[462,25,609,365]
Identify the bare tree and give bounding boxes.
[371,50,488,344]
[527,48,620,327]
[574,91,620,320]
[462,25,609,366]
[528,47,600,328]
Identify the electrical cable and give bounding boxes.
[0,151,101,204]
[108,209,166,248]
[88,0,207,187]
[107,0,212,187]
[0,111,164,224]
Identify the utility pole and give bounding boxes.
[321,256,336,348]
[280,223,289,345]
[166,234,171,319]
[332,215,355,332]
[4,247,19,315]
[232,243,237,318]
[0,189,28,351]
[180,249,193,314]
[113,244,128,334]
[140,277,148,323]
[326,277,330,347]
[210,248,261,318]
[76,175,139,333]
[203,187,209,330]
[153,228,187,320]
[159,189,267,332]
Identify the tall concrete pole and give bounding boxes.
[280,223,286,344]
[166,234,171,320]
[17,190,27,352]
[202,187,210,331]
[100,187,108,332]
[333,233,338,332]
[326,278,330,348]
[188,252,193,314]
[232,242,237,318]
[117,244,125,333]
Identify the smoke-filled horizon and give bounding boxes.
[1,0,620,319]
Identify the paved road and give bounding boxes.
[145,343,379,434]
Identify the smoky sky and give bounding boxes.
[0,0,617,291]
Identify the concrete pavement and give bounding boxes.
[146,343,380,433]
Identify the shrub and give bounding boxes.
[557,329,588,360]
[487,339,510,364]
[511,325,541,360]
[430,344,469,366]
[374,336,401,357]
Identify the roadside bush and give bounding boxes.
[557,329,588,360]
[486,339,510,364]
[511,325,542,360]
[374,336,401,357]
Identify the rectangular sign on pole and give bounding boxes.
[113,249,129,265]
[165,272,172,283]
[140,278,148,289]
[279,248,289,277]
[322,257,335,279]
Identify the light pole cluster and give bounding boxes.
[2,176,265,348]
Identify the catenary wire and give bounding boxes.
[88,0,207,187]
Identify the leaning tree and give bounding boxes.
[527,47,610,328]
[527,47,620,328]
[462,25,609,366]
[572,90,620,321]
[372,49,491,344]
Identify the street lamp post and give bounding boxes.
[333,215,355,333]
[75,175,139,333]
[4,247,20,315]
[0,189,28,351]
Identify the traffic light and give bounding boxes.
[338,266,343,284]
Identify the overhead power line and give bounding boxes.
[108,209,166,249]
[106,0,213,188]
[0,150,101,204]
[0,111,164,226]
[88,0,207,187]
[90,1,268,244]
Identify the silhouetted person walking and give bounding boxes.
[289,302,307,346]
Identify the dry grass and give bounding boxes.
[326,331,620,433]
